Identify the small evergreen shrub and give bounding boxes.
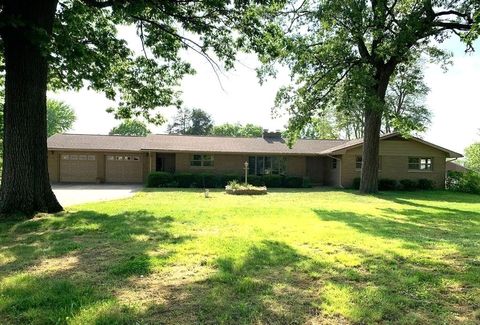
[378,178,397,191]
[146,172,173,188]
[219,174,242,187]
[174,173,196,188]
[195,173,220,188]
[263,175,283,188]
[247,175,265,186]
[302,177,312,188]
[283,176,303,188]
[399,179,417,191]
[417,178,435,190]
[446,171,480,194]
[352,177,361,190]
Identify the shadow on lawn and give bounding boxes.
[0,209,192,324]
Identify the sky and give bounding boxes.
[50,27,480,155]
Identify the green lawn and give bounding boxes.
[0,189,479,324]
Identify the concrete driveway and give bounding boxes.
[52,184,142,207]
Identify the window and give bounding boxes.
[133,156,140,161]
[88,155,96,161]
[106,155,114,160]
[248,156,286,175]
[332,158,337,169]
[409,157,433,171]
[355,156,362,170]
[78,155,87,160]
[62,154,96,161]
[190,154,214,167]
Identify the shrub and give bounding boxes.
[378,178,397,191]
[446,171,480,194]
[173,173,196,188]
[219,174,242,187]
[225,180,267,195]
[195,173,220,188]
[247,175,265,186]
[417,178,435,190]
[352,177,361,190]
[146,172,173,188]
[263,175,283,188]
[302,177,312,188]
[399,179,417,191]
[283,176,303,188]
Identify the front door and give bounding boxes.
[156,155,163,172]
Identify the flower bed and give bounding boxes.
[225,181,267,195]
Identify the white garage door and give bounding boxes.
[60,154,97,182]
[105,155,143,183]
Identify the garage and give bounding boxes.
[105,154,143,183]
[60,154,97,182]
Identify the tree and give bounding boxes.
[0,0,277,215]
[465,143,480,173]
[245,0,478,193]
[211,123,263,137]
[109,119,151,137]
[167,108,213,135]
[47,99,76,137]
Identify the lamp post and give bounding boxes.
[244,161,249,185]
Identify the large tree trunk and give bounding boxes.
[359,65,395,193]
[0,0,62,216]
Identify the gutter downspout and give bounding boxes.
[326,154,343,189]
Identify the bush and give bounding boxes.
[195,173,220,188]
[352,177,361,190]
[263,175,283,188]
[247,175,265,186]
[146,172,173,188]
[219,174,242,187]
[417,178,435,190]
[446,171,480,194]
[399,179,417,191]
[378,178,397,191]
[302,177,312,188]
[283,176,304,188]
[173,173,196,188]
[225,180,267,195]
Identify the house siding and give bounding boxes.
[340,140,447,188]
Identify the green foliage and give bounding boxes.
[446,171,480,194]
[46,99,76,137]
[109,119,151,136]
[146,172,174,188]
[211,123,263,137]
[399,179,418,191]
[195,173,221,188]
[219,174,243,187]
[352,177,361,190]
[417,179,435,190]
[173,173,197,188]
[378,179,397,191]
[246,175,265,186]
[167,108,213,135]
[263,175,283,187]
[283,176,303,188]
[464,142,480,173]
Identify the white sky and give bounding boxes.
[49,27,480,155]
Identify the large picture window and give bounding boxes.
[248,156,286,175]
[190,154,214,167]
[408,157,433,171]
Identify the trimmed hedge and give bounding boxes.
[417,178,435,190]
[146,172,174,188]
[399,179,417,191]
[378,178,397,191]
[146,172,310,188]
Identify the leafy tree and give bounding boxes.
[0,0,278,214]
[245,0,478,193]
[47,99,76,137]
[211,123,263,137]
[109,119,151,137]
[167,108,213,135]
[465,142,480,173]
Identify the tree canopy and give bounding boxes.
[211,123,263,137]
[465,141,480,173]
[244,0,478,192]
[109,119,151,137]
[167,108,214,135]
[46,99,76,137]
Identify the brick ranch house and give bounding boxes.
[47,131,462,188]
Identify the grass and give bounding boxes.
[0,188,479,324]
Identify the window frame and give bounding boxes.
[190,154,215,168]
[355,155,382,171]
[408,157,433,171]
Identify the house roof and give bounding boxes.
[321,132,463,158]
[47,132,462,158]
[142,134,347,155]
[446,161,469,172]
[47,134,145,152]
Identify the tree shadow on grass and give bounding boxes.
[0,209,193,324]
